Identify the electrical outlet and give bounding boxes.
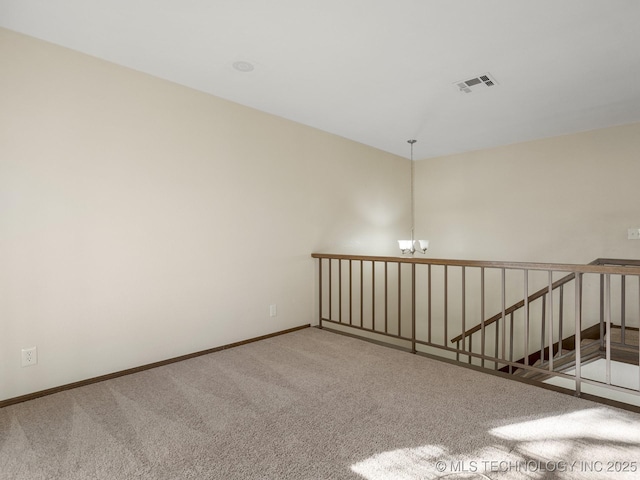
[21,346,37,367]
[628,228,640,240]
[269,304,277,317]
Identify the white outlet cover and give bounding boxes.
[21,346,38,367]
[628,228,640,240]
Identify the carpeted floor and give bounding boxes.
[1,327,639,479]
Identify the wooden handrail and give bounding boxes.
[311,254,640,275]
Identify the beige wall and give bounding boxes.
[415,122,640,264]
[0,28,409,401]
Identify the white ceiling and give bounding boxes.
[2,0,640,159]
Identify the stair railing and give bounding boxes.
[312,253,640,406]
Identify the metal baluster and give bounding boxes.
[444,266,448,348]
[349,259,353,325]
[318,258,323,329]
[411,263,416,353]
[605,274,611,385]
[599,273,605,350]
[509,313,514,374]
[328,259,332,322]
[501,268,506,365]
[372,261,375,331]
[495,318,500,370]
[575,273,582,396]
[481,267,485,368]
[339,259,342,324]
[557,284,564,358]
[524,270,529,366]
[398,263,402,337]
[541,296,546,363]
[621,274,626,345]
[360,260,364,328]
[384,262,388,334]
[461,266,466,355]
[548,271,554,372]
[428,264,432,344]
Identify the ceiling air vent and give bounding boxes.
[455,72,498,93]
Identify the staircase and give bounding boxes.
[512,324,639,382]
[451,258,640,394]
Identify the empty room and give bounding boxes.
[2,1,640,479]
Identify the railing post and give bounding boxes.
[411,263,416,354]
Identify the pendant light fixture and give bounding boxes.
[398,139,428,255]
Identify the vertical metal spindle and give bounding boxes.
[501,268,506,364]
[349,259,353,325]
[411,263,416,353]
[328,259,332,322]
[558,284,564,358]
[469,336,473,365]
[605,274,612,385]
[398,263,402,337]
[338,259,342,324]
[461,266,466,354]
[384,262,388,334]
[575,273,583,396]
[318,258,323,329]
[372,261,376,331]
[428,264,432,344]
[444,266,448,348]
[524,270,529,366]
[548,271,554,372]
[360,260,364,328]
[494,318,500,370]
[509,313,514,374]
[621,274,626,345]
[541,296,546,362]
[456,340,460,362]
[481,267,485,368]
[599,274,605,350]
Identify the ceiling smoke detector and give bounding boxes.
[455,73,498,93]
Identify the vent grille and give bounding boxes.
[454,72,498,93]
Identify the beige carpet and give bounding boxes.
[1,327,639,479]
